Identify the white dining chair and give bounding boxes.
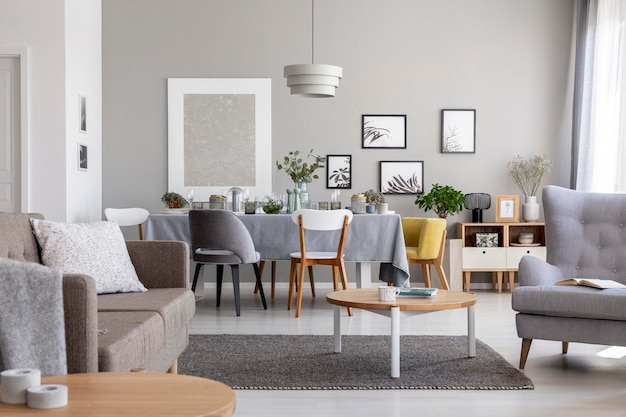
[288,209,353,318]
[104,207,150,240]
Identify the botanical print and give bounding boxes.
[327,155,351,188]
[442,110,475,153]
[362,115,406,148]
[380,161,423,194]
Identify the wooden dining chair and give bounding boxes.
[288,209,353,318]
[401,217,450,289]
[104,207,150,240]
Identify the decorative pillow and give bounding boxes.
[30,218,147,294]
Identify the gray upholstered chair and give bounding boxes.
[188,209,267,316]
[512,185,626,369]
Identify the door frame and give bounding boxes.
[0,47,30,211]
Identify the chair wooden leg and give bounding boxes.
[520,338,532,369]
[231,265,241,317]
[308,265,315,297]
[216,265,224,308]
[252,263,267,310]
[191,263,203,292]
[167,360,178,374]
[331,266,339,290]
[254,260,265,294]
[287,260,297,311]
[562,341,569,354]
[421,264,432,287]
[434,262,450,290]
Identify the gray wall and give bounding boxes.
[102,0,574,283]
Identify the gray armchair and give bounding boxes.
[512,186,626,369]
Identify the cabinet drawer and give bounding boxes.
[506,246,547,269]
[462,247,507,269]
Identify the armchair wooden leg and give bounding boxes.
[167,360,178,374]
[520,338,532,369]
[434,262,450,290]
[421,264,432,288]
[562,341,569,354]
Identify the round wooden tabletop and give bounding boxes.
[326,288,477,311]
[0,372,236,417]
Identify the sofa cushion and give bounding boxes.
[30,219,147,294]
[512,285,626,321]
[0,212,44,262]
[97,311,165,371]
[97,288,195,340]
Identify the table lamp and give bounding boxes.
[464,193,491,223]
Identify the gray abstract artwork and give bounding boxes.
[183,94,256,187]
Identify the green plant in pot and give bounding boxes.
[161,191,188,209]
[363,189,388,214]
[414,183,464,219]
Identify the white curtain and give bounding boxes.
[574,0,626,192]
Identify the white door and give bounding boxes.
[0,56,20,212]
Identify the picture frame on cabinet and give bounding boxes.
[362,115,406,148]
[441,109,475,153]
[326,155,352,189]
[380,160,423,194]
[496,194,519,222]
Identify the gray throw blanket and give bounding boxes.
[0,257,67,376]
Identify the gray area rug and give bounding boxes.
[178,334,534,390]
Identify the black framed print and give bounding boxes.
[362,114,406,148]
[441,109,475,153]
[380,160,423,194]
[326,154,352,189]
[78,143,88,171]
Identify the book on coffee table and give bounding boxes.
[397,287,438,297]
[555,278,626,289]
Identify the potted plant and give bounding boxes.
[363,189,388,214]
[414,183,464,219]
[276,149,325,212]
[161,191,188,209]
[507,154,552,221]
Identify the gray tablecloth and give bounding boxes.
[145,212,410,287]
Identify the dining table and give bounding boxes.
[144,211,410,288]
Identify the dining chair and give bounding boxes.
[255,260,314,299]
[288,209,353,318]
[401,217,450,289]
[104,207,150,240]
[188,209,267,316]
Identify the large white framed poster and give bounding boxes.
[167,78,272,202]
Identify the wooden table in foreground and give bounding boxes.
[326,288,477,379]
[0,372,236,417]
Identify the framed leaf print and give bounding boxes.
[380,161,423,194]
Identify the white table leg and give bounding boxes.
[334,305,342,353]
[355,262,372,288]
[468,304,476,357]
[391,306,400,379]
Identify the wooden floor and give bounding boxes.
[189,284,626,417]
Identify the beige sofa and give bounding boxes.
[0,211,195,373]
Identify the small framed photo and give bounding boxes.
[79,95,87,133]
[78,143,88,171]
[380,161,423,194]
[476,232,499,247]
[362,115,406,148]
[441,109,475,153]
[326,154,352,189]
[496,195,519,222]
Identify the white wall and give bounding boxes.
[0,0,102,222]
[102,0,574,225]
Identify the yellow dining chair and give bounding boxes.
[402,217,450,290]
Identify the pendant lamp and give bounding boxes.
[284,0,342,97]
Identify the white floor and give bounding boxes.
[189,284,626,417]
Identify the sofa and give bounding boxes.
[0,211,195,374]
[512,186,626,369]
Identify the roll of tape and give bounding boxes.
[0,368,41,404]
[27,384,68,409]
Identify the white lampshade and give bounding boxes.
[284,64,343,98]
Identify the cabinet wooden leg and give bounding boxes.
[463,271,471,292]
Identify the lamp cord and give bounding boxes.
[311,0,315,64]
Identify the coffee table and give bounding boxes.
[326,288,477,378]
[0,372,236,416]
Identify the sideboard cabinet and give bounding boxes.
[456,222,546,292]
